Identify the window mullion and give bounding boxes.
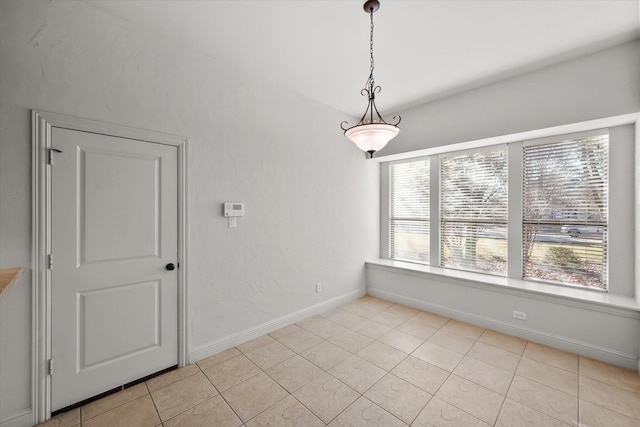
[430,155,440,267]
[507,142,523,279]
[380,162,391,259]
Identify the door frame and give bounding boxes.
[31,110,189,424]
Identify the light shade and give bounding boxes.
[345,123,400,154]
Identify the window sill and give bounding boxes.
[366,259,640,315]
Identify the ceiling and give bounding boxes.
[90,0,639,117]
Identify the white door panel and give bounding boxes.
[50,127,178,411]
[82,149,160,263]
[80,280,160,368]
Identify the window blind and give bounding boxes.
[440,149,508,274]
[523,134,608,288]
[390,159,430,263]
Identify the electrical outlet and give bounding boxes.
[513,310,527,320]
[316,282,322,293]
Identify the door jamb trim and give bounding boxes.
[31,110,190,424]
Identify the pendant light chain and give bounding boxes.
[368,9,375,91]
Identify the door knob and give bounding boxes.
[165,263,176,271]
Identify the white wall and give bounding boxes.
[379,39,640,156]
[0,1,378,424]
[370,39,640,370]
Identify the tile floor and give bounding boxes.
[37,296,640,426]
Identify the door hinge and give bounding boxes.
[48,148,63,165]
[47,359,53,376]
[47,254,53,270]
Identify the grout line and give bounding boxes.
[197,349,248,425]
[494,349,524,426]
[144,381,164,425]
[67,296,633,427]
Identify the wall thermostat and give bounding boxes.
[224,202,244,217]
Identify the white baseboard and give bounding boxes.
[188,288,366,364]
[0,410,32,427]
[369,288,639,371]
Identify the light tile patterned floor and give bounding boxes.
[37,296,640,427]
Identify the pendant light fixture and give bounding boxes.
[341,0,400,158]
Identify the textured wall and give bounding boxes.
[383,39,640,156]
[0,0,378,422]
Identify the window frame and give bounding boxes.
[521,130,609,289]
[379,114,639,294]
[439,145,509,275]
[389,156,431,264]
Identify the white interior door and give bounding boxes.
[50,127,178,411]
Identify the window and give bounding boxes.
[383,126,616,292]
[390,159,430,263]
[523,134,608,288]
[440,149,508,274]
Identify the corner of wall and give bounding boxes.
[188,287,366,364]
